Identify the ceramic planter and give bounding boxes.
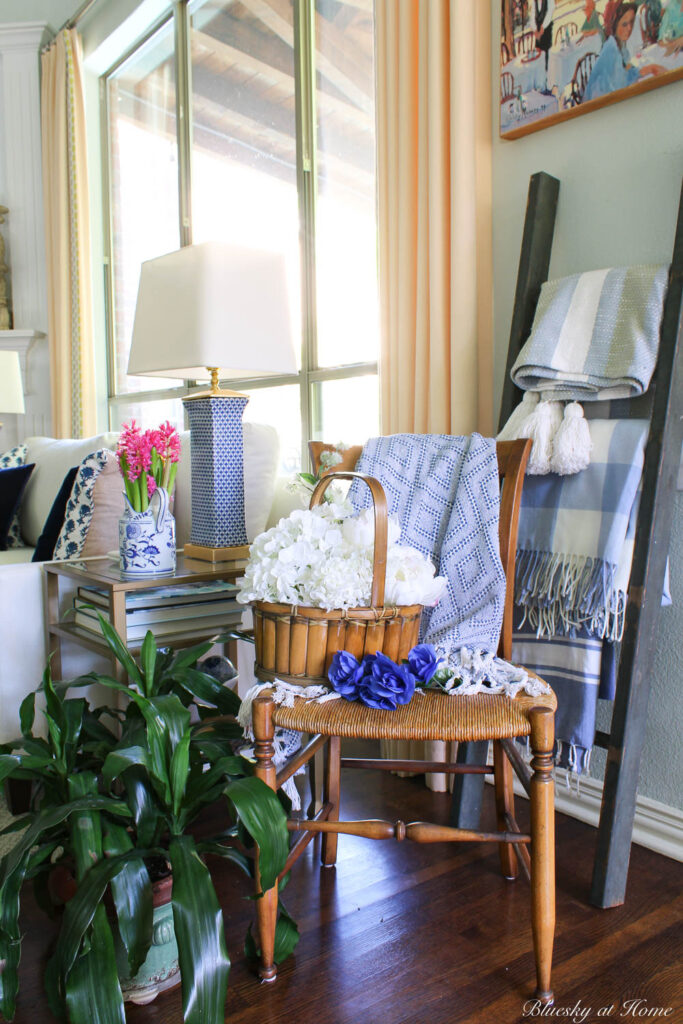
[115,873,180,1006]
[118,486,176,576]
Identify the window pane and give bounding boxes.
[312,375,378,447]
[314,0,379,369]
[189,0,301,361]
[241,384,302,474]
[108,21,180,395]
[109,397,186,433]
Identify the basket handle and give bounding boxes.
[309,472,388,607]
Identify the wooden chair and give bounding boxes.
[554,21,579,45]
[501,39,511,65]
[501,71,516,103]
[570,51,598,105]
[516,30,537,55]
[251,437,557,1004]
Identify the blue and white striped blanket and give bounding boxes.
[512,418,649,773]
[511,265,668,401]
[515,419,648,640]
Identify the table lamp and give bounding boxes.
[0,350,25,429]
[128,241,297,561]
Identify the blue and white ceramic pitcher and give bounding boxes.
[119,487,176,576]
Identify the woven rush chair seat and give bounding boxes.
[268,675,557,742]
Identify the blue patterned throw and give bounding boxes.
[349,433,505,652]
[349,434,550,697]
[511,265,668,400]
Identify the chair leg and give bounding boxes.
[321,736,341,867]
[252,695,279,983]
[529,707,555,1005]
[493,740,518,880]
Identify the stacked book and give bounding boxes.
[73,580,244,644]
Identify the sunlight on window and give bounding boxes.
[108,21,179,395]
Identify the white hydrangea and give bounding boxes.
[237,503,447,610]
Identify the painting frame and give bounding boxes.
[499,0,683,140]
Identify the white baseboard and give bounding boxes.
[486,748,683,863]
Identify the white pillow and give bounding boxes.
[174,422,279,547]
[22,433,119,546]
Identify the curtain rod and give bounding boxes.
[40,0,102,52]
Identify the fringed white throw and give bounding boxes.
[238,682,341,810]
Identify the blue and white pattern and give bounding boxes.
[53,449,111,560]
[511,265,668,400]
[515,419,648,640]
[119,487,176,577]
[184,395,249,548]
[0,444,28,548]
[512,621,607,775]
[512,418,650,774]
[349,434,506,655]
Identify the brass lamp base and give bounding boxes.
[182,367,245,401]
[183,543,251,564]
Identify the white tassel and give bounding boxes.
[550,402,592,475]
[518,398,564,475]
[497,391,539,441]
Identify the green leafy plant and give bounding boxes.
[0,623,298,1023]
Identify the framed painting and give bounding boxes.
[500,1,683,139]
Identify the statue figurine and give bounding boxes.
[0,206,11,330]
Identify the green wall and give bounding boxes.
[490,0,683,808]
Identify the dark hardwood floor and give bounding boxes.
[10,748,683,1024]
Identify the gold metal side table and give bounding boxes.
[45,552,244,683]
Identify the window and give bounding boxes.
[102,0,379,470]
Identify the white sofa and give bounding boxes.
[0,424,283,742]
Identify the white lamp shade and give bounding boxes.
[127,241,297,380]
[0,351,25,414]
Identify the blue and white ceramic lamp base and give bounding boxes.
[183,394,249,556]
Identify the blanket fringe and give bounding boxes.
[515,548,626,640]
[238,681,339,810]
[434,646,552,698]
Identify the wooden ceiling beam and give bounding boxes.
[238,0,373,113]
[192,29,369,133]
[194,91,373,194]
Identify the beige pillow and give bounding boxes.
[80,453,126,558]
[22,433,120,546]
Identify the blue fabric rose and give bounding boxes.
[407,644,442,685]
[328,650,365,700]
[359,651,416,710]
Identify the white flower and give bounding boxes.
[237,502,446,610]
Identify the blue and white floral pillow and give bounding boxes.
[0,443,28,548]
[53,449,111,561]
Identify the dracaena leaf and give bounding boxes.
[225,777,289,894]
[169,835,230,1024]
[103,822,153,978]
[140,631,157,697]
[175,667,241,716]
[63,904,126,1024]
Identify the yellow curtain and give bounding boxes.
[41,29,96,439]
[375,0,493,789]
[376,0,493,436]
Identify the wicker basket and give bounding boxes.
[252,472,423,686]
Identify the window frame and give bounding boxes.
[100,0,378,468]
